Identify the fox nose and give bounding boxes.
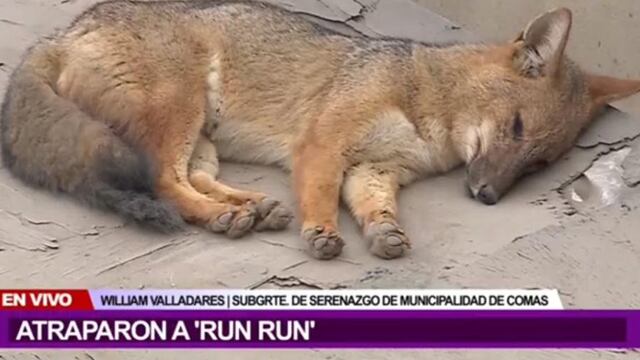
[476,184,497,205]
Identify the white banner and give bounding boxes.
[91,289,563,310]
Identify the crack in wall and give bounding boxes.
[345,0,379,22]
[95,237,191,276]
[575,130,640,150]
[281,0,383,38]
[248,275,346,290]
[293,11,372,37]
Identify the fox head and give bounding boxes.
[454,8,640,205]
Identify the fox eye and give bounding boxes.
[524,160,548,174]
[512,112,524,140]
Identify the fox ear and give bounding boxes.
[586,74,640,107]
[513,8,572,78]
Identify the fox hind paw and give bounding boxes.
[254,197,293,231]
[207,204,257,238]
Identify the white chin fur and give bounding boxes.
[462,126,481,163]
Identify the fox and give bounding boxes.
[2,0,640,260]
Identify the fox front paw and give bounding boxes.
[302,225,344,260]
[365,219,411,259]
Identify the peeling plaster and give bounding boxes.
[562,147,632,212]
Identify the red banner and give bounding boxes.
[0,290,93,310]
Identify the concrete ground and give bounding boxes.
[0,1,639,359]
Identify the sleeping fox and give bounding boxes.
[2,1,640,260]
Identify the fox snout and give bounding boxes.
[465,155,521,206]
[466,181,499,205]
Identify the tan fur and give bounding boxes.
[3,2,640,259]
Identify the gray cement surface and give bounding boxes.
[0,1,639,359]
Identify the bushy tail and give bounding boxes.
[1,41,184,232]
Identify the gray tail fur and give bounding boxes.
[0,41,184,232]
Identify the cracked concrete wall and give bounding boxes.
[414,0,640,114]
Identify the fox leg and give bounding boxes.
[292,141,347,260]
[189,133,220,179]
[188,134,293,231]
[138,95,257,238]
[342,163,411,259]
